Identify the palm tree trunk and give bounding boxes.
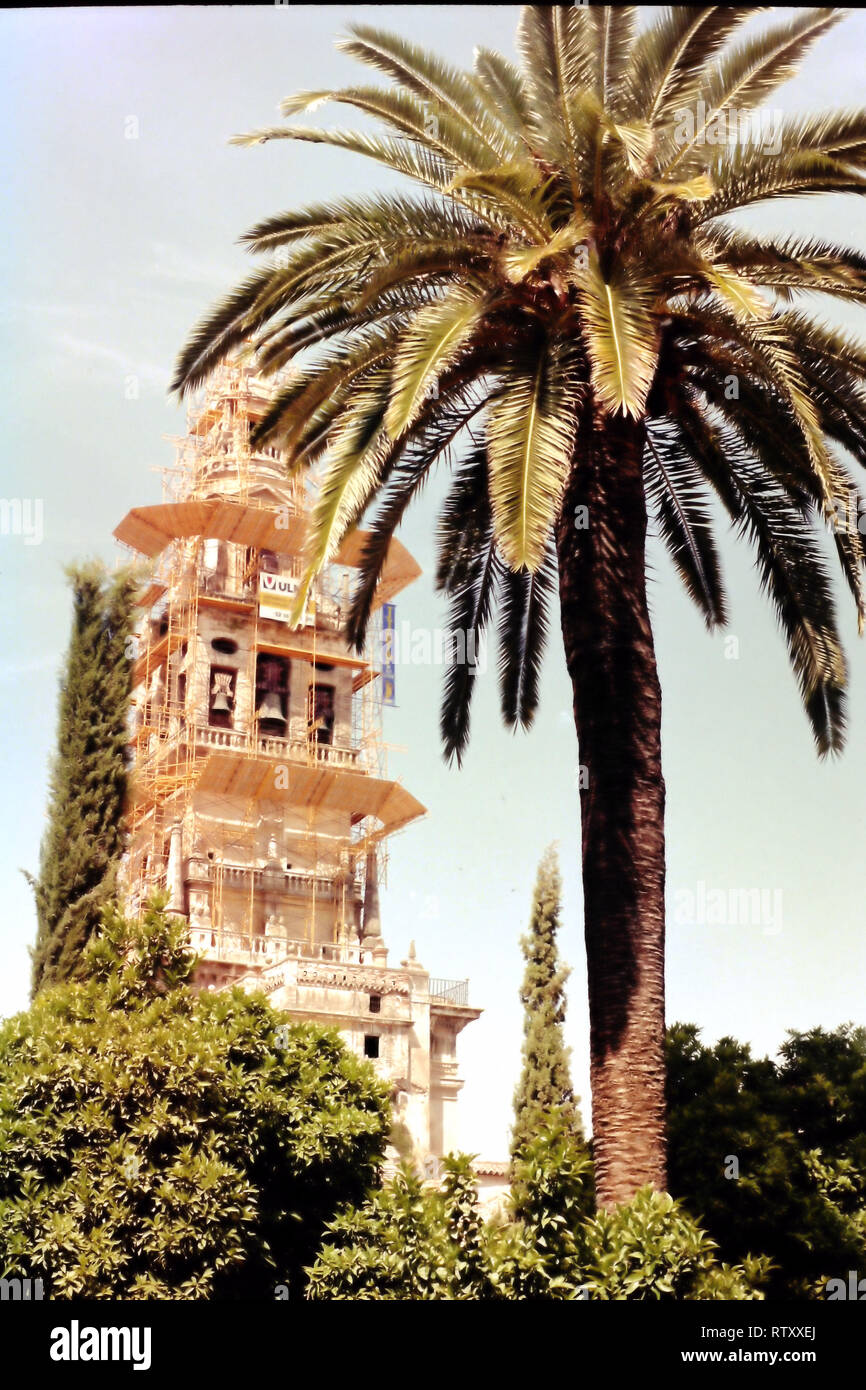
[554,405,667,1210]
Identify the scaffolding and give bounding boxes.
[116,359,423,981]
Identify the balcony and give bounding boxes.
[189,929,388,971]
[194,724,360,767]
[186,857,353,903]
[191,929,356,959]
[428,977,470,1007]
[133,720,361,773]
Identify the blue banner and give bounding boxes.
[381,602,396,706]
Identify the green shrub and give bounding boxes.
[307,1153,498,1300]
[583,1189,770,1300]
[307,1121,768,1300]
[0,901,389,1299]
[666,1022,866,1296]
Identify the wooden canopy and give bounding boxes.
[115,499,306,560]
[114,499,421,606]
[195,750,426,835]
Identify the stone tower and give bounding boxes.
[114,360,480,1160]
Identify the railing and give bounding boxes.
[197,564,344,632]
[134,722,360,771]
[190,929,271,959]
[428,977,470,1007]
[194,725,359,768]
[188,929,376,967]
[434,1060,460,1082]
[186,858,348,902]
[198,574,255,605]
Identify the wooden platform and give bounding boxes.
[114,499,421,609]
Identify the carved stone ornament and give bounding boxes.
[297,964,410,995]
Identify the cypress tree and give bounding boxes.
[511,846,582,1161]
[29,561,138,996]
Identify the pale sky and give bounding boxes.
[2,6,865,1159]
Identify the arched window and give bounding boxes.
[307,681,335,745]
[255,654,289,735]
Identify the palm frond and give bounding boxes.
[171,266,279,395]
[699,150,866,222]
[679,298,836,505]
[230,124,459,198]
[250,326,400,453]
[449,161,555,241]
[604,113,655,176]
[502,217,589,283]
[517,5,596,196]
[703,262,773,319]
[579,251,659,418]
[337,22,507,161]
[777,310,866,381]
[773,107,866,164]
[627,7,762,128]
[347,396,488,650]
[240,191,484,254]
[473,46,531,135]
[666,8,843,173]
[826,458,866,634]
[346,246,485,318]
[701,229,866,308]
[679,338,866,634]
[675,396,847,754]
[436,450,492,597]
[497,546,556,728]
[644,419,727,627]
[487,339,583,571]
[385,285,488,438]
[439,528,501,766]
[280,83,505,169]
[253,303,379,374]
[791,340,866,469]
[591,4,638,111]
[678,341,825,511]
[293,373,393,618]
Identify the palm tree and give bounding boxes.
[173,6,866,1209]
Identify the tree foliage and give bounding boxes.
[1,901,390,1299]
[174,5,866,761]
[29,562,138,997]
[306,1153,500,1300]
[666,1021,866,1298]
[307,1123,767,1300]
[511,846,583,1162]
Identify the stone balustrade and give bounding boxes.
[185,857,350,902]
[193,724,359,768]
[133,721,360,772]
[188,928,379,969]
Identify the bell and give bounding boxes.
[257,691,284,723]
[211,689,232,715]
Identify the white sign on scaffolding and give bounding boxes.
[258,573,312,626]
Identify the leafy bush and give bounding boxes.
[0,901,389,1299]
[307,1122,768,1300]
[583,1190,769,1300]
[667,1022,866,1296]
[306,1153,497,1301]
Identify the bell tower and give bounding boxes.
[113,358,480,1160]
